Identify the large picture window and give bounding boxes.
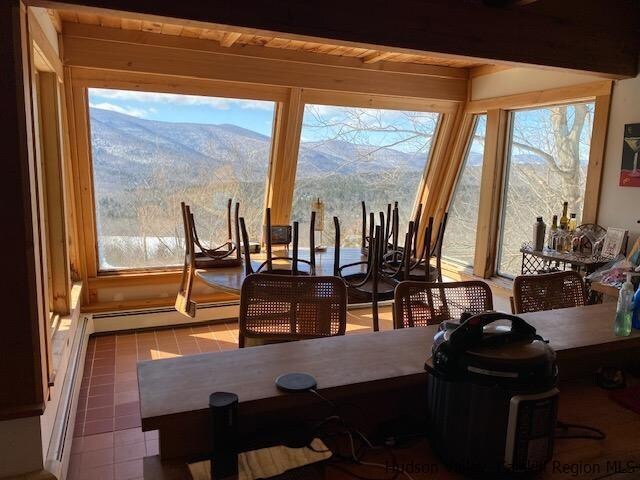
[87,88,276,271]
[496,102,595,277]
[291,104,440,247]
[442,115,487,267]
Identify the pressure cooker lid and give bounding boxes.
[464,337,554,371]
[430,312,557,382]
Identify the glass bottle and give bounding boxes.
[560,201,569,230]
[548,215,558,250]
[568,213,577,233]
[533,217,546,251]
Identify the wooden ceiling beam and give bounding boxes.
[61,22,469,80]
[62,28,468,101]
[27,0,639,77]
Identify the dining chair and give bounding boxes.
[238,273,347,347]
[393,280,494,328]
[334,214,413,331]
[175,200,241,318]
[240,208,316,276]
[512,271,588,314]
[183,200,242,268]
[406,212,448,283]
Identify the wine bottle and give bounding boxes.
[548,215,558,250]
[533,217,546,251]
[559,201,569,230]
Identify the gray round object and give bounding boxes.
[275,373,317,392]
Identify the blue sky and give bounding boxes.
[88,88,277,136]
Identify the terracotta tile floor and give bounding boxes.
[67,306,393,479]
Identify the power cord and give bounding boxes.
[307,388,418,480]
[555,420,606,440]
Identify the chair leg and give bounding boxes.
[372,294,379,332]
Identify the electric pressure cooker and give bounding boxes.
[425,312,558,475]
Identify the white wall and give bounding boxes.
[0,417,44,477]
[472,67,640,247]
[472,67,601,100]
[599,74,640,246]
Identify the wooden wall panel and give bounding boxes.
[0,0,46,419]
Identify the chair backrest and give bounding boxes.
[393,280,494,328]
[512,271,587,314]
[238,274,347,347]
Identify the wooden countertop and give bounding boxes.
[138,303,637,427]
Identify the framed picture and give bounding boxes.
[601,228,628,258]
[620,123,640,187]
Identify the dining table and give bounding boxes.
[194,247,367,294]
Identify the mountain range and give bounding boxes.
[89,107,546,193]
[89,108,430,193]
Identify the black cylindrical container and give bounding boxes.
[209,392,239,480]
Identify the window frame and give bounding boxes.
[76,77,287,277]
[291,91,450,239]
[461,81,612,281]
[85,86,281,273]
[494,101,596,279]
[441,113,487,268]
[67,70,461,309]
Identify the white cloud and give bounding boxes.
[89,88,273,111]
[89,102,149,118]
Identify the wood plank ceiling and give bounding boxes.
[54,10,488,69]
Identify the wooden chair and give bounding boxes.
[361,201,401,258]
[183,200,241,268]
[175,200,241,318]
[512,271,588,314]
[238,273,347,347]
[393,280,494,328]
[406,212,448,282]
[334,214,412,331]
[240,208,316,276]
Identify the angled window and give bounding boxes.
[497,102,595,277]
[442,114,487,267]
[87,88,276,271]
[291,104,440,247]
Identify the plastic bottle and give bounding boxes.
[632,281,640,330]
[614,272,634,337]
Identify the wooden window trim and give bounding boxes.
[465,80,612,114]
[69,73,285,292]
[473,109,509,279]
[439,113,483,269]
[466,81,613,279]
[36,71,72,316]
